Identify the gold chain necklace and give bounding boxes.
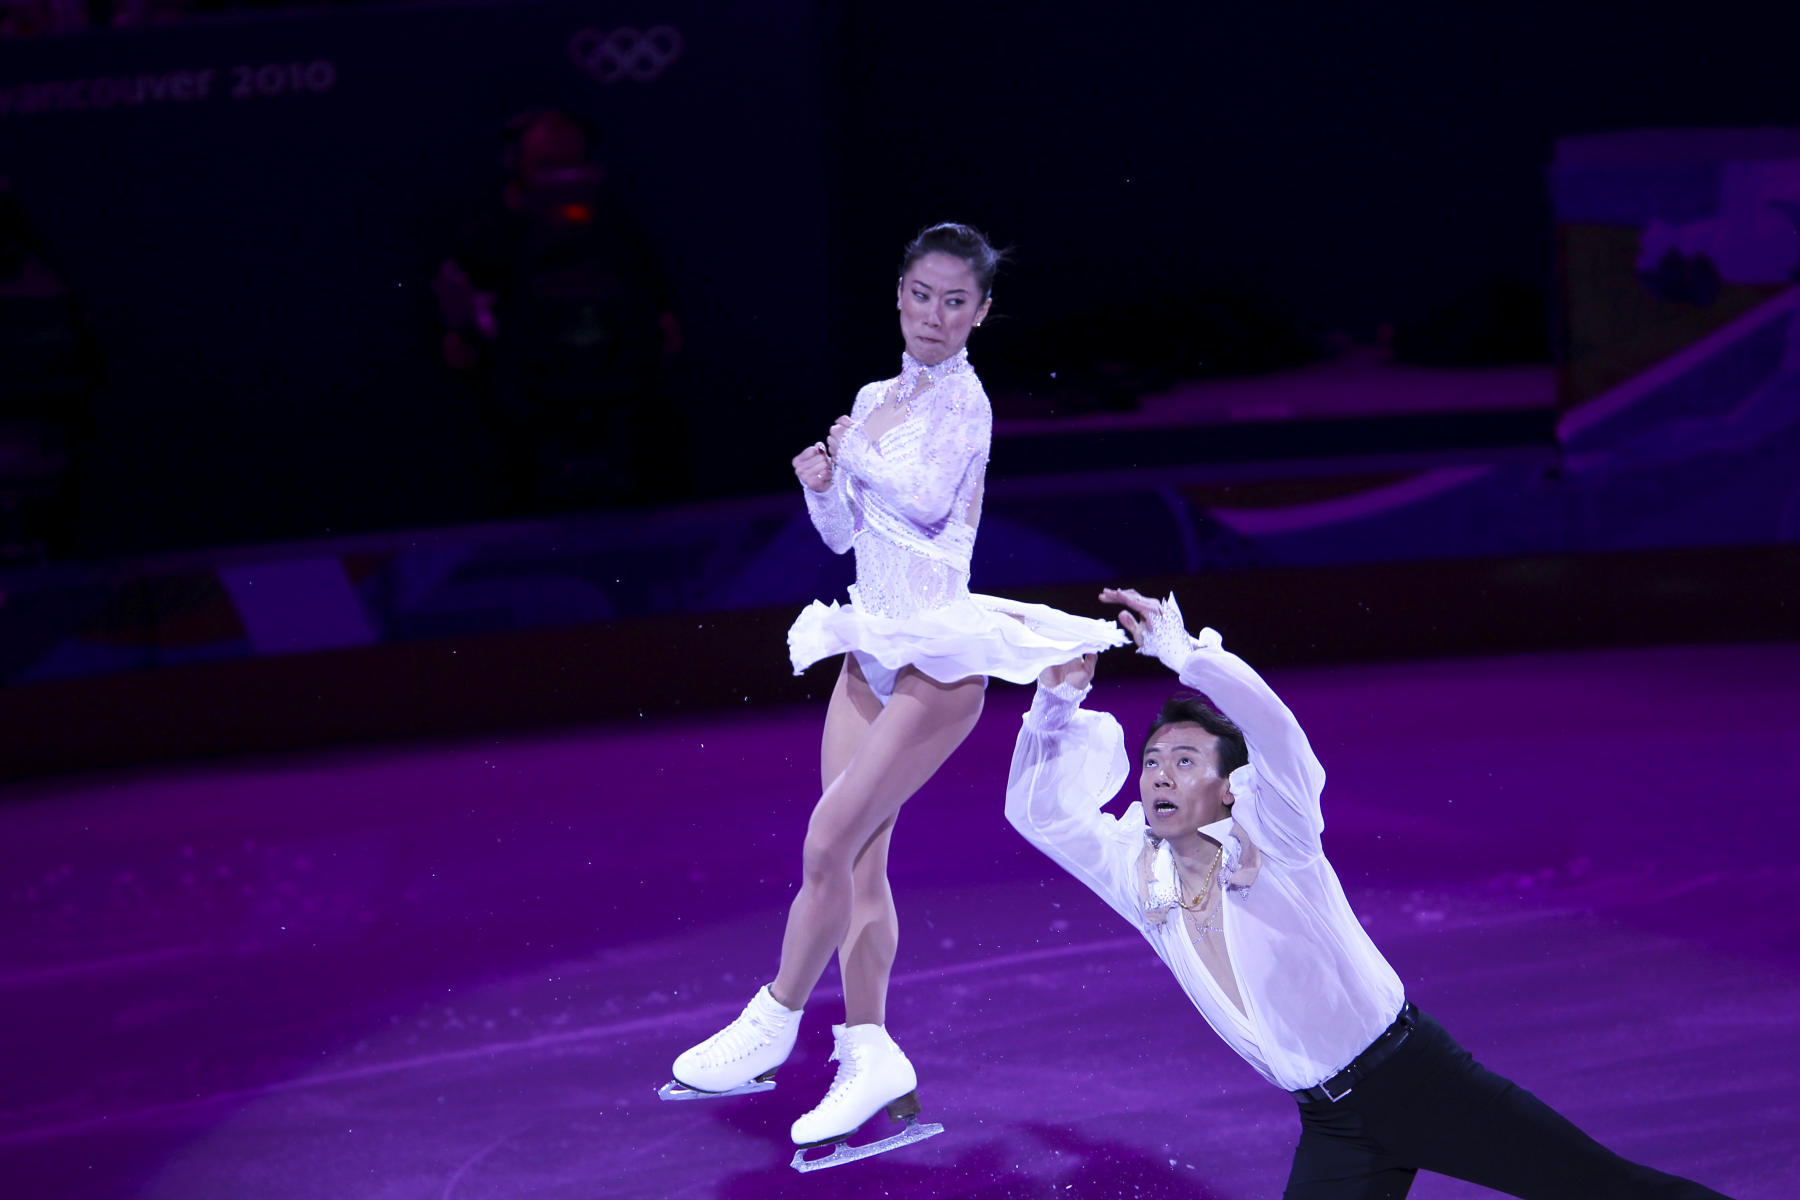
[1177,842,1224,912]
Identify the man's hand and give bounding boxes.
[1102,586,1199,669]
[1038,652,1097,691]
[1099,586,1164,650]
[433,260,495,334]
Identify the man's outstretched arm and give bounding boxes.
[1005,655,1144,925]
[1101,587,1327,862]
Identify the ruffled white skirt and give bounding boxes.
[787,590,1127,687]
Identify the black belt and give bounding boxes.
[1291,1001,1417,1105]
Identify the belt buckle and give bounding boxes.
[1319,1074,1354,1103]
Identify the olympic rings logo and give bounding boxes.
[568,26,684,84]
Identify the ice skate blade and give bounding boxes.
[789,1117,944,1173]
[656,1072,777,1101]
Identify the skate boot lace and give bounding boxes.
[694,1004,782,1068]
[815,1040,865,1112]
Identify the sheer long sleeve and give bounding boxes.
[835,376,990,528]
[1169,630,1327,866]
[1005,681,1145,926]
[801,382,881,554]
[803,479,854,554]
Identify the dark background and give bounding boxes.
[1,0,1797,556]
[822,1,1799,398]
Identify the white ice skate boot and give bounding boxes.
[659,985,801,1100]
[788,1023,944,1172]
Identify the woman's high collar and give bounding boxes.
[899,347,972,395]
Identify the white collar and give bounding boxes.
[898,347,971,395]
[1199,815,1235,843]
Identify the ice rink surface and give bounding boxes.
[3,642,1796,1198]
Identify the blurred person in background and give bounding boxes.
[435,108,681,511]
[0,179,100,559]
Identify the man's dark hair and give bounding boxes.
[1140,694,1248,779]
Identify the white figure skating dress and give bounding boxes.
[788,348,1124,690]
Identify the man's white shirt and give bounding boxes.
[1004,628,1405,1092]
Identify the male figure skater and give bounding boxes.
[1004,586,1733,1199]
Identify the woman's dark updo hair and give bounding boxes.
[898,221,1004,300]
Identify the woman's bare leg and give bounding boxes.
[814,658,900,1025]
[819,654,884,800]
[768,664,984,1011]
[840,822,897,1025]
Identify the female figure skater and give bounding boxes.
[665,223,1124,1167]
